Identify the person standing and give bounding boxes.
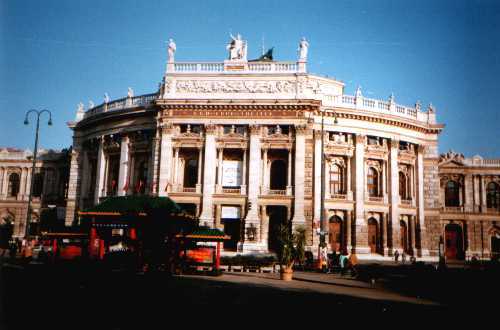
[394,249,400,264]
[401,251,407,264]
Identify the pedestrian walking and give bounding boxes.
[401,251,407,264]
[348,253,358,277]
[394,249,400,264]
[340,252,348,276]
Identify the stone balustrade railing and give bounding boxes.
[328,95,419,120]
[172,61,298,74]
[83,93,158,119]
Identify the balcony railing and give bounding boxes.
[182,187,197,193]
[222,187,241,194]
[83,93,158,120]
[368,196,384,203]
[268,189,287,195]
[331,193,347,200]
[400,199,412,206]
[442,206,464,213]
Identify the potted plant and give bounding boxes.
[277,223,306,281]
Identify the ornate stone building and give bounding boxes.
[437,151,500,260]
[0,148,69,237]
[64,36,499,260]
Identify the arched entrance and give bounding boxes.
[329,216,343,252]
[400,220,409,253]
[267,205,288,253]
[368,218,378,253]
[270,160,287,190]
[445,223,464,260]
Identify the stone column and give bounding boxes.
[292,125,306,228]
[409,215,416,255]
[173,147,180,191]
[480,176,487,212]
[158,124,174,196]
[216,147,223,193]
[354,134,368,253]
[416,145,428,256]
[199,124,217,226]
[196,147,203,193]
[0,167,4,198]
[117,135,130,196]
[262,147,268,194]
[389,139,400,254]
[24,169,31,201]
[79,151,90,206]
[94,138,106,204]
[313,130,322,223]
[382,160,388,203]
[260,205,269,249]
[286,147,293,195]
[240,148,247,194]
[347,156,352,199]
[147,132,159,195]
[243,125,263,251]
[64,143,82,226]
[19,168,27,199]
[382,213,389,256]
[345,210,352,253]
[464,174,473,212]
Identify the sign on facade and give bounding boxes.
[221,206,241,219]
[222,160,241,187]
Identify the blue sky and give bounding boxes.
[1,0,499,157]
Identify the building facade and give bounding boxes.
[0,148,69,237]
[64,36,500,260]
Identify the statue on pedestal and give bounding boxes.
[128,87,134,98]
[167,38,176,63]
[104,93,110,103]
[298,37,309,61]
[227,33,247,61]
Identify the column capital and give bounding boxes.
[355,134,365,144]
[390,139,400,148]
[161,122,175,134]
[294,124,308,135]
[417,144,425,154]
[249,124,261,135]
[205,124,218,135]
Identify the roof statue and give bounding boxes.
[167,38,176,63]
[298,37,309,61]
[104,93,110,103]
[128,87,134,98]
[89,100,94,109]
[226,33,247,61]
[439,150,465,165]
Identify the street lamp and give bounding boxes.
[318,108,338,266]
[24,109,53,238]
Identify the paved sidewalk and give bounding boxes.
[181,270,440,306]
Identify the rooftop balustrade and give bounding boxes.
[172,61,298,74]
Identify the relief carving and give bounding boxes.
[173,80,296,94]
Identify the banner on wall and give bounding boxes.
[222,160,242,187]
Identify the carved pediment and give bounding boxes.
[439,150,465,165]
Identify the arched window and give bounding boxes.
[367,167,379,197]
[445,180,460,207]
[8,173,20,197]
[33,173,44,197]
[330,164,344,195]
[487,182,500,209]
[399,172,407,200]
